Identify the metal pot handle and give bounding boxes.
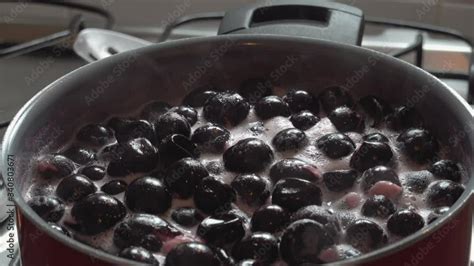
[218,0,364,46]
[73,29,152,62]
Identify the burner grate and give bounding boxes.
[0,0,114,59]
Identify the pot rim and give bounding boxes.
[2,34,474,265]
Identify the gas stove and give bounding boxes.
[0,1,472,265]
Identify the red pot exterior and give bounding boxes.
[361,203,472,266]
[17,203,472,266]
[17,209,111,266]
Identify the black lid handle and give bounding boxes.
[218,0,364,46]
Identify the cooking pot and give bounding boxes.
[2,0,473,265]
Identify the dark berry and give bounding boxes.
[397,128,439,163]
[165,158,209,198]
[56,174,97,202]
[269,158,320,183]
[359,95,391,126]
[385,105,423,130]
[429,160,462,182]
[113,119,156,144]
[328,106,364,132]
[291,205,340,237]
[272,128,308,152]
[114,214,180,251]
[194,176,236,214]
[140,101,171,122]
[346,219,386,252]
[203,92,250,126]
[361,166,401,191]
[238,78,273,104]
[107,138,159,176]
[191,124,230,152]
[171,207,204,227]
[232,233,279,263]
[101,180,127,195]
[100,143,122,162]
[226,209,250,223]
[107,117,130,132]
[280,219,334,265]
[231,174,270,206]
[125,176,172,214]
[213,247,235,266]
[319,86,354,113]
[272,178,322,212]
[387,209,425,236]
[76,124,113,146]
[182,89,218,107]
[36,154,74,179]
[165,242,220,266]
[159,134,199,165]
[80,165,105,181]
[155,112,191,141]
[71,193,126,235]
[197,213,246,246]
[316,133,355,159]
[254,96,290,120]
[49,223,70,236]
[404,170,432,193]
[169,106,198,125]
[251,205,290,233]
[350,141,393,171]
[28,196,65,222]
[62,146,96,165]
[119,246,159,265]
[361,195,396,218]
[290,110,320,130]
[323,170,358,192]
[363,132,389,143]
[283,90,319,114]
[427,180,465,208]
[223,138,274,173]
[428,207,450,224]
